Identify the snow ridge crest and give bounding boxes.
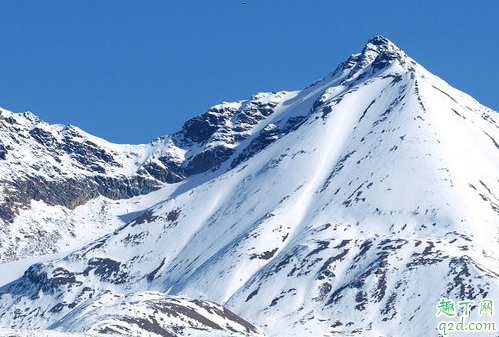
[332,35,414,82]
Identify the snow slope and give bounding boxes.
[1,36,499,336]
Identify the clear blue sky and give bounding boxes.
[0,0,497,144]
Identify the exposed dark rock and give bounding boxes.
[49,303,65,313]
[181,107,234,143]
[184,146,233,175]
[250,248,278,260]
[166,208,181,222]
[371,52,399,70]
[3,116,17,124]
[282,116,307,133]
[83,258,128,284]
[0,174,162,223]
[314,282,333,302]
[51,268,77,286]
[62,139,121,170]
[231,124,280,168]
[13,263,82,297]
[245,288,259,302]
[141,153,185,184]
[140,161,182,183]
[29,127,57,147]
[0,144,7,160]
[130,210,158,227]
[220,306,260,334]
[147,258,166,282]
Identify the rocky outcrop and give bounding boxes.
[0,174,161,222]
[51,292,264,337]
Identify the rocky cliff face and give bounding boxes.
[0,89,289,262]
[0,92,284,224]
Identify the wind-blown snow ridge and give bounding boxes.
[1,36,499,337]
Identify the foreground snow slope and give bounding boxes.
[2,36,499,336]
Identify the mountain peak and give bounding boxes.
[3,35,499,337]
[363,35,404,57]
[358,35,407,66]
[366,35,395,47]
[331,36,415,82]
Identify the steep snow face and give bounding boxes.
[0,183,185,265]
[1,36,499,337]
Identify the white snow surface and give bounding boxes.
[1,36,499,336]
[0,182,184,264]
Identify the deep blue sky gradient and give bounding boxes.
[0,1,497,143]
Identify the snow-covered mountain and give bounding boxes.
[1,36,499,337]
[0,81,284,262]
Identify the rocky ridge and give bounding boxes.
[0,88,293,262]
